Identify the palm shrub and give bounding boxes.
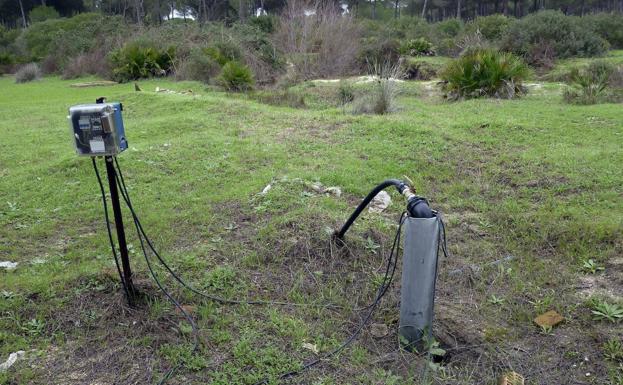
[400,38,435,56]
[440,48,530,100]
[219,61,254,91]
[110,43,175,82]
[563,61,620,105]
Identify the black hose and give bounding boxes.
[335,179,408,239]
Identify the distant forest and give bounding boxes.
[1,0,622,28]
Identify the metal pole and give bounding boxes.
[104,155,136,304]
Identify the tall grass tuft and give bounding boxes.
[439,48,530,100]
[351,61,403,115]
[14,63,42,83]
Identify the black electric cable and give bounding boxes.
[113,156,330,308]
[335,179,406,239]
[110,159,442,384]
[92,157,130,302]
[138,222,199,385]
[93,156,197,385]
[252,212,408,385]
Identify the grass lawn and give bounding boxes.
[0,75,622,384]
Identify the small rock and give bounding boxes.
[174,305,196,315]
[302,342,319,354]
[0,351,25,372]
[370,323,389,338]
[260,183,272,195]
[324,186,341,197]
[498,371,524,385]
[534,310,564,328]
[0,261,18,270]
[369,191,391,213]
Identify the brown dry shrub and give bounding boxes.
[62,50,111,79]
[274,0,362,80]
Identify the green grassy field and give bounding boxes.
[0,75,622,384]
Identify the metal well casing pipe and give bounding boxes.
[399,215,440,352]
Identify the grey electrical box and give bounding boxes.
[68,103,128,156]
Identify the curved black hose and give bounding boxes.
[335,179,408,239]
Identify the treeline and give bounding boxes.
[1,0,622,28]
[2,9,622,85]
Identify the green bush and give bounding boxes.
[110,43,175,82]
[219,61,254,91]
[502,11,609,64]
[400,38,435,56]
[337,80,355,105]
[175,49,220,83]
[205,41,243,67]
[563,61,622,104]
[582,13,623,49]
[29,6,60,23]
[401,58,437,80]
[440,48,530,100]
[17,13,129,74]
[14,62,41,83]
[433,18,464,38]
[248,15,277,34]
[465,14,515,41]
[359,37,401,67]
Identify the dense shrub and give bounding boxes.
[337,80,355,105]
[205,41,243,67]
[275,0,361,79]
[29,6,60,23]
[433,18,464,38]
[501,11,609,65]
[563,61,622,104]
[0,52,16,74]
[440,48,530,100]
[61,50,110,79]
[14,62,41,83]
[174,49,220,83]
[464,14,515,41]
[400,38,435,56]
[219,61,254,91]
[582,13,623,49]
[110,43,175,82]
[253,88,305,108]
[16,13,129,75]
[248,15,277,34]
[401,58,437,80]
[359,37,401,68]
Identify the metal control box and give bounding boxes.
[68,103,128,156]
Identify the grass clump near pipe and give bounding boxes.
[440,48,530,100]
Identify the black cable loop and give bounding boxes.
[113,157,335,308]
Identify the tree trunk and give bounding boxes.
[394,0,399,18]
[421,0,428,18]
[239,0,245,20]
[372,0,377,19]
[457,0,461,18]
[18,0,27,28]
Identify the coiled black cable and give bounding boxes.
[102,158,442,384]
